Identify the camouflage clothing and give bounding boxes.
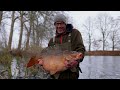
[48,25,85,79]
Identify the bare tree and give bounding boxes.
[0,12,11,49]
[0,23,7,48]
[83,17,94,51]
[17,11,27,50]
[8,11,18,50]
[25,11,36,50]
[35,11,57,45]
[5,11,66,51]
[29,11,63,47]
[109,17,120,51]
[2,24,7,48]
[95,13,112,51]
[0,11,3,48]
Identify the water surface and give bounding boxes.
[79,56,120,79]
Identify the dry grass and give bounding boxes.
[0,53,13,66]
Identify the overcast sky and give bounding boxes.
[67,11,120,30]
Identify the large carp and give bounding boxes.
[26,47,83,75]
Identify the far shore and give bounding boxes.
[85,51,120,56]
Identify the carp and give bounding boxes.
[26,47,83,75]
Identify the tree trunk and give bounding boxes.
[103,33,105,51]
[25,26,31,50]
[8,11,15,50]
[32,23,35,45]
[0,11,3,26]
[18,11,24,50]
[25,12,33,50]
[112,33,115,51]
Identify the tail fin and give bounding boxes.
[26,56,39,68]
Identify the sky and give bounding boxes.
[66,11,120,37]
[67,11,120,30]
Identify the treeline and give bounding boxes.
[82,12,120,51]
[85,51,120,56]
[0,11,66,52]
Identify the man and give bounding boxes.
[48,14,85,79]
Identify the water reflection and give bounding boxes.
[79,56,120,79]
[87,56,92,78]
[11,58,19,79]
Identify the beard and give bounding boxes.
[57,28,66,34]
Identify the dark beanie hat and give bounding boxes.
[54,14,67,24]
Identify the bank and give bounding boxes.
[85,51,120,56]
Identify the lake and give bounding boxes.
[79,56,120,79]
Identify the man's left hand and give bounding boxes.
[65,60,78,69]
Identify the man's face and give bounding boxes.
[54,21,66,34]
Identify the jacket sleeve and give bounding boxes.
[48,38,53,47]
[71,29,86,62]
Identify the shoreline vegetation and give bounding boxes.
[85,51,120,56]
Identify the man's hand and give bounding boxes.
[64,60,78,69]
[64,52,84,69]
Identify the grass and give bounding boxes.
[0,52,13,78]
[0,53,13,66]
